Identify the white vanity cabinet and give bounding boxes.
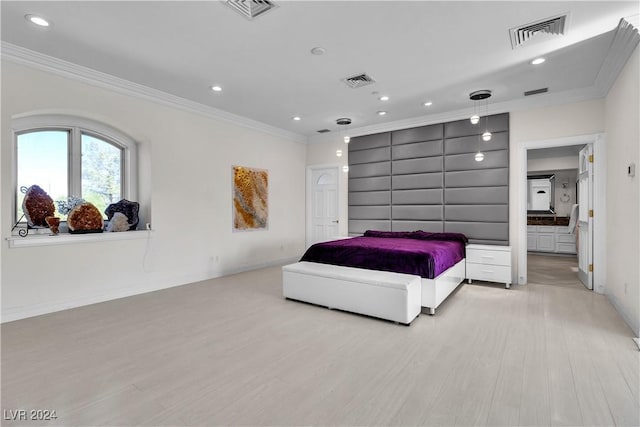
[466,244,512,289]
[527,225,576,254]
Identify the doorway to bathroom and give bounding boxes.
[518,133,606,294]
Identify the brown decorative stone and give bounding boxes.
[22,185,55,227]
[45,216,60,234]
[67,203,104,232]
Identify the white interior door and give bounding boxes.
[577,145,593,290]
[308,167,339,247]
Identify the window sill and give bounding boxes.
[6,230,151,248]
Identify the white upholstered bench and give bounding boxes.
[282,261,422,325]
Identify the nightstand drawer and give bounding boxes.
[466,248,511,266]
[466,263,511,283]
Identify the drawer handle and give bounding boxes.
[481,256,494,259]
[482,270,494,274]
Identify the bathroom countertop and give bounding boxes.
[527,216,570,226]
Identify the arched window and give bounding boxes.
[13,115,137,224]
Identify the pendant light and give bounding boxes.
[336,117,352,143]
[469,90,490,125]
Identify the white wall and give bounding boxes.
[1,61,307,322]
[604,46,639,336]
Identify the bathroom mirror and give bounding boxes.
[527,174,555,214]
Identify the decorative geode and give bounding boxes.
[67,203,104,232]
[105,199,139,230]
[105,212,129,232]
[22,185,55,227]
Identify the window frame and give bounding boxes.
[12,114,138,225]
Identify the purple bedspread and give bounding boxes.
[300,231,467,279]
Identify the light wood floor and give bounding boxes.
[2,257,639,426]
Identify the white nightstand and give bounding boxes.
[466,244,512,289]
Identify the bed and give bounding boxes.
[283,230,467,320]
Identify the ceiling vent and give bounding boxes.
[316,129,331,133]
[225,0,278,20]
[342,73,376,89]
[510,13,568,49]
[524,87,549,96]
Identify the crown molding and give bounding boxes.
[1,42,307,144]
[594,17,640,97]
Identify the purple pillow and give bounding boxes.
[363,230,416,239]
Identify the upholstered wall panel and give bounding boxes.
[445,132,509,155]
[349,191,390,206]
[348,113,509,244]
[445,169,509,188]
[445,187,508,204]
[392,157,443,175]
[349,147,391,165]
[348,162,391,178]
[392,221,444,232]
[349,220,391,234]
[392,124,443,145]
[444,222,509,241]
[392,206,443,221]
[445,205,508,222]
[349,176,390,192]
[349,132,391,150]
[392,140,443,160]
[392,189,443,205]
[349,206,391,220]
[392,173,443,190]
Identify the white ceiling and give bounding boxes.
[1,1,639,140]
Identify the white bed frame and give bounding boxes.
[282,258,466,319]
[419,259,466,314]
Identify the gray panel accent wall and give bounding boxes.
[348,113,509,244]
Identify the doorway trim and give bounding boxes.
[306,164,340,249]
[517,132,607,293]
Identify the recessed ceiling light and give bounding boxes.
[310,47,326,55]
[424,101,433,107]
[531,57,546,65]
[377,111,387,116]
[210,85,222,92]
[25,14,50,27]
[379,95,389,101]
[292,116,301,121]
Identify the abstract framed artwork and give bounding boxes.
[232,165,268,231]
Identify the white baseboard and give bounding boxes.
[1,255,301,323]
[606,293,640,338]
